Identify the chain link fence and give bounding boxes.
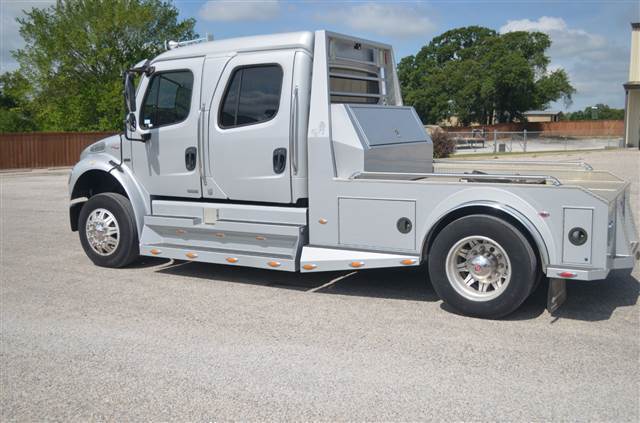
[448,130,623,155]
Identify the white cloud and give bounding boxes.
[500,16,627,110]
[500,16,606,56]
[319,3,436,38]
[500,16,566,33]
[199,0,280,22]
[1,1,54,73]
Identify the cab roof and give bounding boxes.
[153,31,315,63]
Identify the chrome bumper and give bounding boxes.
[545,266,609,281]
[545,240,639,281]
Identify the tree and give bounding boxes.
[562,104,625,121]
[0,72,36,132]
[398,26,575,125]
[5,0,196,131]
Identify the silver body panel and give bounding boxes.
[338,198,416,251]
[69,30,638,279]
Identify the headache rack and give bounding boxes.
[327,34,398,105]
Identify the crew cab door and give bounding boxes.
[131,57,204,198]
[207,51,294,203]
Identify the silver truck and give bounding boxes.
[69,31,639,318]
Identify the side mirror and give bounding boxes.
[124,113,151,142]
[124,72,136,113]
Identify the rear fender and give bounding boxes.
[420,188,556,270]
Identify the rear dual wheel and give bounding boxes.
[428,215,538,318]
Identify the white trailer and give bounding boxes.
[69,31,639,318]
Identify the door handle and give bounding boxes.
[185,147,197,171]
[273,148,287,174]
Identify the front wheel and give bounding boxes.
[428,215,537,318]
[78,193,139,268]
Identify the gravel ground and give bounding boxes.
[1,149,639,421]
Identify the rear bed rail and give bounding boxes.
[351,171,562,186]
[434,159,593,171]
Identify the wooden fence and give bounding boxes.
[0,132,116,170]
[0,119,628,170]
[443,119,624,136]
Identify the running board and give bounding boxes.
[300,246,420,272]
[141,243,296,271]
[139,211,306,272]
[141,244,421,273]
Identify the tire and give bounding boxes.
[428,214,537,318]
[531,268,546,294]
[78,192,139,268]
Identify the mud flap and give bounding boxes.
[547,278,567,313]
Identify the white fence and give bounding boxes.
[448,130,623,155]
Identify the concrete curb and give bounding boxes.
[0,167,72,176]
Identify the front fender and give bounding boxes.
[69,154,150,236]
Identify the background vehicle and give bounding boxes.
[69,31,639,318]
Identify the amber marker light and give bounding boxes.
[185,252,198,259]
[256,236,266,241]
[350,261,364,268]
[226,257,238,263]
[401,259,417,265]
[150,249,162,255]
[318,218,328,224]
[267,261,281,268]
[302,264,317,270]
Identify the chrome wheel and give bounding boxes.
[445,236,511,302]
[85,208,120,256]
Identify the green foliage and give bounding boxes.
[0,72,36,132]
[561,104,624,121]
[398,26,576,126]
[3,0,196,131]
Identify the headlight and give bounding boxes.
[89,141,105,153]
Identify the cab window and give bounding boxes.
[141,70,193,128]
[219,65,283,128]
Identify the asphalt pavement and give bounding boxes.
[1,149,639,421]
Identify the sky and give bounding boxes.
[2,0,639,111]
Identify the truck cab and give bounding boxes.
[69,30,639,318]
